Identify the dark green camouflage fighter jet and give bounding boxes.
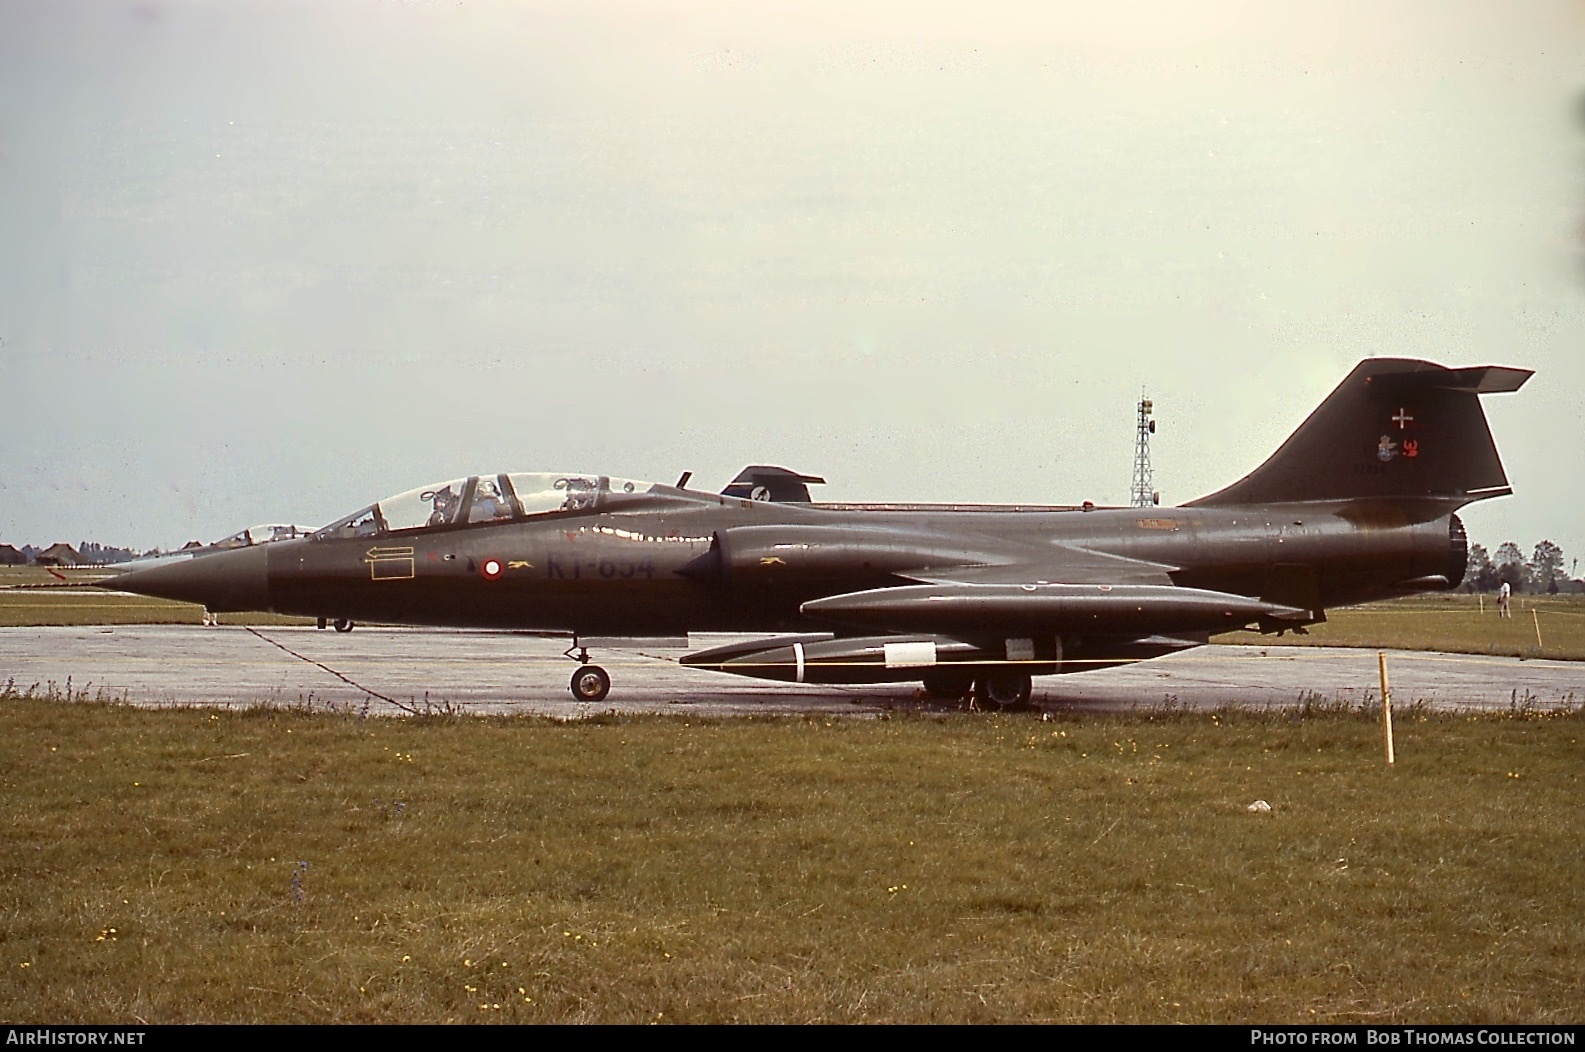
[107,358,1529,706]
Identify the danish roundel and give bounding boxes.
[480,558,504,581]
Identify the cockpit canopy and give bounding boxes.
[315,473,655,541]
[212,524,316,550]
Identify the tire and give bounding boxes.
[570,664,611,703]
[333,618,354,633]
[980,669,1033,710]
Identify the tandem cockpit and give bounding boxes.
[314,473,659,541]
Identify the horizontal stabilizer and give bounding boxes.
[1421,366,1531,394]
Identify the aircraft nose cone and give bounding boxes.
[103,544,271,613]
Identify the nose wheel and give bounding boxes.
[563,640,613,702]
[570,664,611,703]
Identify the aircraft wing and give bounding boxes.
[802,581,1308,637]
[804,545,1306,637]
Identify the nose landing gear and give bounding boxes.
[564,641,611,702]
[570,664,611,702]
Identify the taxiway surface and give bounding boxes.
[1,625,1579,716]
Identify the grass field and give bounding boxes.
[1217,594,1585,662]
[2,694,1580,1024]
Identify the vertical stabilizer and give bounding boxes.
[721,466,827,503]
[1186,359,1531,507]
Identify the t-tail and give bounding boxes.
[1185,358,1532,509]
[721,465,827,503]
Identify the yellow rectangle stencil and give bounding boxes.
[364,547,416,581]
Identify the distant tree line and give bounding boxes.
[1463,540,1581,594]
[77,542,145,564]
[0,541,152,566]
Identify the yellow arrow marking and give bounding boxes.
[364,546,416,560]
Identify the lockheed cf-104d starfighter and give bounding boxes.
[106,358,1530,706]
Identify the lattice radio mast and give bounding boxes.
[1131,392,1159,508]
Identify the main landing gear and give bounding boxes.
[315,617,355,632]
[565,642,611,702]
[979,668,1034,710]
[921,668,975,700]
[921,666,1033,711]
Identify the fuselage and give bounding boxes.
[252,487,1465,635]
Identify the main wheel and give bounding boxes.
[921,668,975,700]
[980,669,1033,710]
[333,618,354,633]
[570,664,611,702]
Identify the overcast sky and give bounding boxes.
[2,0,1582,563]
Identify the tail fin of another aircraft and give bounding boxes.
[722,466,827,503]
[1186,359,1531,508]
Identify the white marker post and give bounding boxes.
[1378,651,1395,766]
[1533,609,1544,651]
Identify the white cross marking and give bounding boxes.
[1393,408,1414,429]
